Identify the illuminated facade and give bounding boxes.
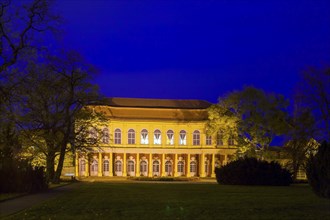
[75,98,237,178]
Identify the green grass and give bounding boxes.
[5,183,330,220]
[0,193,25,202]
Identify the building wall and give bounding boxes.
[75,115,237,178]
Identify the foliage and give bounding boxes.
[306,141,330,199]
[207,86,289,155]
[215,157,292,186]
[0,153,47,193]
[16,51,103,183]
[296,67,330,141]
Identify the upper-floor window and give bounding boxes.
[128,129,135,144]
[179,130,186,145]
[193,130,200,145]
[88,127,98,143]
[217,131,223,146]
[114,128,121,144]
[206,136,212,145]
[166,130,174,145]
[102,127,109,144]
[228,135,235,146]
[141,129,149,144]
[154,129,161,145]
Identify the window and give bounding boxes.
[114,129,121,144]
[154,129,161,145]
[89,127,98,143]
[215,160,220,168]
[115,160,122,172]
[103,160,109,172]
[206,136,212,145]
[190,161,197,172]
[91,159,98,175]
[204,161,209,174]
[193,130,200,145]
[127,160,135,172]
[178,161,184,173]
[128,129,135,144]
[141,129,149,144]
[80,160,85,172]
[165,161,172,175]
[228,135,234,146]
[166,130,174,145]
[179,130,186,145]
[217,132,223,146]
[153,160,160,172]
[140,161,147,172]
[102,127,109,144]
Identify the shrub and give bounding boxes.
[306,141,330,199]
[0,157,48,193]
[215,157,292,186]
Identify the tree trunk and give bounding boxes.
[53,143,67,183]
[46,152,56,183]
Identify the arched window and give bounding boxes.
[80,159,85,172]
[228,135,234,146]
[190,161,197,173]
[206,136,212,145]
[114,129,121,144]
[166,130,174,145]
[102,127,109,144]
[90,159,98,176]
[141,129,149,144]
[193,130,200,145]
[88,127,98,143]
[140,161,147,173]
[217,131,223,146]
[204,161,209,175]
[115,160,122,172]
[153,160,160,172]
[177,161,184,173]
[165,161,172,175]
[128,129,135,144]
[103,160,109,172]
[179,130,186,145]
[127,160,135,172]
[154,129,161,145]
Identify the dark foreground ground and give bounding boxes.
[1,181,330,219]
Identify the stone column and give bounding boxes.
[174,154,178,177]
[85,155,89,177]
[109,152,113,177]
[161,154,166,177]
[187,154,191,177]
[148,153,153,177]
[123,153,127,177]
[211,154,216,177]
[75,152,79,177]
[200,153,205,177]
[224,154,228,165]
[98,152,102,177]
[136,153,140,177]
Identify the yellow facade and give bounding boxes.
[76,98,237,178]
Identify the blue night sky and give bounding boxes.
[56,0,330,103]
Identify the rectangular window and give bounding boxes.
[206,136,212,145]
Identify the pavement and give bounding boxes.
[0,183,81,218]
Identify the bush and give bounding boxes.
[215,157,292,186]
[306,141,330,199]
[0,157,48,193]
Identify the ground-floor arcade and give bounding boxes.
[75,148,236,178]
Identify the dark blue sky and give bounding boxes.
[56,0,330,103]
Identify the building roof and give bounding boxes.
[92,97,212,109]
[89,97,212,121]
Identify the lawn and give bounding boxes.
[5,182,330,220]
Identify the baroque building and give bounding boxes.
[75,98,237,178]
